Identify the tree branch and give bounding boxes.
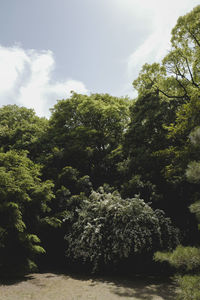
[185,57,200,89]
[187,27,200,49]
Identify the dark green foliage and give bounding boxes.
[122,93,177,206]
[154,124,200,297]
[131,6,200,298]
[0,150,55,275]
[37,166,93,268]
[45,93,130,187]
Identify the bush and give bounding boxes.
[175,274,200,300]
[155,246,200,299]
[154,246,200,272]
[64,188,179,272]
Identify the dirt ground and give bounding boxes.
[0,272,177,300]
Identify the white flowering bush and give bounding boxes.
[65,188,179,272]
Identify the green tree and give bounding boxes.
[155,126,200,300]
[0,105,48,160]
[45,93,130,187]
[123,92,176,179]
[133,6,200,102]
[0,150,55,275]
[121,91,183,219]
[130,5,200,234]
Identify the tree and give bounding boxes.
[0,150,55,275]
[133,6,200,102]
[0,105,48,160]
[130,5,200,234]
[45,93,130,187]
[155,126,200,300]
[167,5,200,95]
[120,91,185,220]
[123,92,176,180]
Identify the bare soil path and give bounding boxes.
[0,272,177,300]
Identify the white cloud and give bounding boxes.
[122,0,200,81]
[0,45,88,118]
[101,0,200,98]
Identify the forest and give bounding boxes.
[0,5,200,299]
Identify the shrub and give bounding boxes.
[154,246,200,272]
[175,274,200,300]
[65,188,179,272]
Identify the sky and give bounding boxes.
[0,0,199,117]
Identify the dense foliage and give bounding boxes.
[0,105,48,160]
[0,150,55,275]
[1,5,200,298]
[45,92,130,187]
[65,188,179,272]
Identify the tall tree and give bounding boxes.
[45,93,130,187]
[133,6,200,108]
[0,150,56,275]
[0,105,48,160]
[155,126,200,300]
[129,5,200,234]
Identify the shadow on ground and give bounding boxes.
[65,270,177,300]
[0,270,177,300]
[0,275,35,286]
[97,275,176,299]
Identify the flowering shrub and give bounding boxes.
[65,188,179,272]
